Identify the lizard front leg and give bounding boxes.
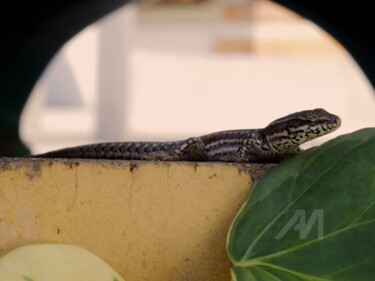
[235,133,260,163]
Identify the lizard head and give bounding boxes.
[258,108,341,153]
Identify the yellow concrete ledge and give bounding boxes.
[0,158,274,280]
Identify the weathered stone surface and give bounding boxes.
[0,158,274,281]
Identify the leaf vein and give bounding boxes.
[244,262,330,281]
[241,140,366,260]
[326,255,375,277]
[255,266,282,281]
[243,218,375,263]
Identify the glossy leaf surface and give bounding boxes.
[228,128,375,281]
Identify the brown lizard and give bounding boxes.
[31,108,341,163]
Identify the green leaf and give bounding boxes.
[227,128,375,281]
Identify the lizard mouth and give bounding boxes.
[333,115,341,128]
[325,115,341,133]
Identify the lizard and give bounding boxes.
[30,108,341,163]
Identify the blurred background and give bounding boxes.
[20,0,375,154]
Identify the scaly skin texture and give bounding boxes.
[32,108,341,163]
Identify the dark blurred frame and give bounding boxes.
[0,0,374,156]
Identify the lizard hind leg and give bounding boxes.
[176,137,208,161]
